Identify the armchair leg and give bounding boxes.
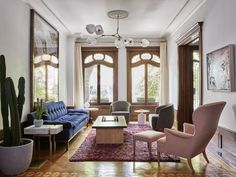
[187,159,195,173]
[157,151,160,166]
[147,142,152,158]
[202,150,209,163]
[133,139,136,160]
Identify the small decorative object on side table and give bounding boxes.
[34,98,45,127]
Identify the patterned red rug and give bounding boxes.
[69,124,180,162]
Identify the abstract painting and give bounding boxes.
[207,45,235,91]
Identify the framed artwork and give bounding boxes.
[207,44,235,91]
[30,10,59,110]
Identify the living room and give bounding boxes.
[0,0,236,176]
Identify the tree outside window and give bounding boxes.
[33,55,59,103]
[127,47,160,105]
[82,48,118,105]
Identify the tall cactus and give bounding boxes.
[0,55,10,146]
[17,77,25,118]
[0,55,25,146]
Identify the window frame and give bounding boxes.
[127,47,160,105]
[30,10,59,111]
[82,47,118,105]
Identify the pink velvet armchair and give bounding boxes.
[157,101,226,173]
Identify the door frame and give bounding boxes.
[176,22,203,130]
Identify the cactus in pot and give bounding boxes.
[0,55,33,175]
[34,98,45,127]
[0,55,25,146]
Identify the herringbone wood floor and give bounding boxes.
[2,124,236,177]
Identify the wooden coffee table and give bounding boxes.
[92,115,127,144]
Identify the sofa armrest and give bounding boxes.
[27,112,36,125]
[68,108,89,115]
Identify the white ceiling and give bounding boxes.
[27,0,206,38]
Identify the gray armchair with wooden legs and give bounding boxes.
[110,101,131,124]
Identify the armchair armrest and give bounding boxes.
[128,103,131,113]
[183,123,195,135]
[109,104,112,114]
[164,128,193,139]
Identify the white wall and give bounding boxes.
[0,0,69,129]
[202,0,236,131]
[58,34,68,104]
[118,47,127,101]
[167,0,236,131]
[0,0,30,129]
[66,37,76,106]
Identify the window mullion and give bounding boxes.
[97,64,101,104]
[45,65,48,101]
[145,63,148,105]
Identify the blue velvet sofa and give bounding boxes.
[27,101,89,149]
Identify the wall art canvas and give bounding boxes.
[207,44,235,91]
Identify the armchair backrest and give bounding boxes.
[192,101,226,153]
[110,101,131,112]
[155,104,174,130]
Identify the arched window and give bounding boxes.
[127,47,160,104]
[82,47,118,104]
[33,54,59,103]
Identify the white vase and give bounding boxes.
[0,138,33,175]
[84,102,90,108]
[34,119,43,127]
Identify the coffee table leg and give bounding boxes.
[49,135,52,158]
[88,111,93,124]
[53,135,56,153]
[38,136,41,152]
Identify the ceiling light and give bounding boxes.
[85,10,149,48]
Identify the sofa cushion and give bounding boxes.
[58,115,86,128]
[45,101,68,121]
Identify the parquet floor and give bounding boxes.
[2,125,236,177]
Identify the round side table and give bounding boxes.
[134,109,150,124]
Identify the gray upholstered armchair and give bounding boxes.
[149,104,174,131]
[109,101,131,124]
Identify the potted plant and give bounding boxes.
[34,98,45,127]
[0,55,33,175]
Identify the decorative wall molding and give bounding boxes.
[176,22,203,45]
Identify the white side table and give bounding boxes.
[84,107,99,123]
[134,109,150,124]
[24,124,63,157]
